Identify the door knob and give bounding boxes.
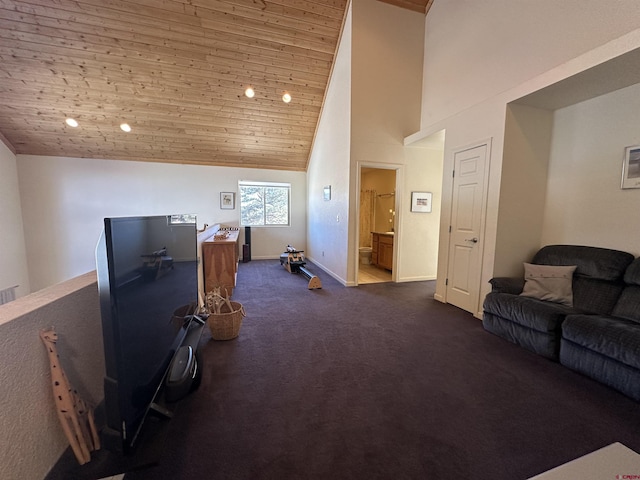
[465,237,478,243]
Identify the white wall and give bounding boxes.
[416,1,640,314]
[307,0,438,286]
[350,1,423,148]
[421,0,640,128]
[0,141,30,299]
[349,0,436,284]
[494,104,554,277]
[17,155,306,291]
[542,82,640,255]
[308,0,434,286]
[401,146,443,281]
[306,3,352,284]
[0,273,103,480]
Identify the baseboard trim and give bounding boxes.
[397,275,436,282]
[305,257,347,286]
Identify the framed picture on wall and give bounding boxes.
[220,192,235,209]
[622,145,640,189]
[411,192,432,213]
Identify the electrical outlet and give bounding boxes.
[336,214,340,222]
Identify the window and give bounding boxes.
[239,181,290,226]
[169,214,196,225]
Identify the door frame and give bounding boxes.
[442,138,492,317]
[355,162,403,286]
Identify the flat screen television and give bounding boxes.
[96,215,200,453]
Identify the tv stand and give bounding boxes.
[44,320,206,480]
[44,402,172,480]
[148,401,174,419]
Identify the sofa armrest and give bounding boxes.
[489,277,525,294]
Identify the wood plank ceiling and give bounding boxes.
[0,0,430,172]
[377,0,433,14]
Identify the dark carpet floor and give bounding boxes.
[124,259,640,480]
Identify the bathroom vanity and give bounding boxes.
[371,232,394,271]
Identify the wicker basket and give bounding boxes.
[207,301,245,340]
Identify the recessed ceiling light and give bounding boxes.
[120,123,132,132]
[282,92,292,103]
[65,118,79,128]
[245,87,255,98]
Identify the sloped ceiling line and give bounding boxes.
[0,0,431,171]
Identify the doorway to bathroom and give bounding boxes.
[358,167,397,284]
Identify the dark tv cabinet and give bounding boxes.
[44,320,205,480]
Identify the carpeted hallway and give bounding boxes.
[124,259,640,480]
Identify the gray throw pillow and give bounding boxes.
[520,263,577,306]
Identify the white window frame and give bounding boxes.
[239,181,291,227]
[169,214,197,225]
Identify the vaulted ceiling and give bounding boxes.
[0,0,431,172]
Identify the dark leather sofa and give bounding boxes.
[483,245,640,401]
[560,256,640,401]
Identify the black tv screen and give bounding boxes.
[96,215,199,452]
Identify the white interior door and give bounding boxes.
[446,143,489,314]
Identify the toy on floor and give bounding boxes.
[279,245,322,289]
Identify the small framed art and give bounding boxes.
[411,192,432,213]
[622,145,640,189]
[220,192,235,209]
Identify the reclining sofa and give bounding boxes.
[560,256,640,401]
[483,245,640,401]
